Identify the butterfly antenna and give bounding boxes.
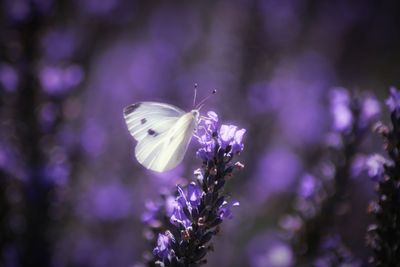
[193,83,198,107]
[196,89,217,110]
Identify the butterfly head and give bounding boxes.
[191,109,200,121]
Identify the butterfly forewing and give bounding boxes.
[123,102,198,172]
[124,102,185,141]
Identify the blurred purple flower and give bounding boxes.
[314,235,361,267]
[365,154,392,181]
[44,162,70,187]
[297,174,317,199]
[250,146,301,203]
[0,63,18,92]
[351,153,392,180]
[141,200,161,225]
[351,154,367,177]
[247,232,293,267]
[360,96,380,127]
[279,215,302,234]
[39,65,84,95]
[386,87,400,117]
[329,88,353,132]
[153,231,175,261]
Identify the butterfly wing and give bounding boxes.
[123,102,197,172]
[134,112,197,172]
[124,102,185,141]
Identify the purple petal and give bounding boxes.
[153,231,175,260]
[207,111,218,122]
[187,182,202,207]
[386,87,400,114]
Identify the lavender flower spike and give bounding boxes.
[367,87,400,266]
[145,110,245,266]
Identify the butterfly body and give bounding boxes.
[123,102,200,172]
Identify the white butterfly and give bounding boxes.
[123,102,200,172]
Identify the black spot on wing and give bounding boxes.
[148,129,158,137]
[123,103,141,116]
[141,118,147,124]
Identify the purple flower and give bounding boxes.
[39,64,84,95]
[170,183,203,228]
[205,111,218,132]
[219,125,246,154]
[314,235,361,267]
[360,96,380,127]
[279,215,302,233]
[297,174,317,199]
[170,198,191,229]
[141,200,161,224]
[196,111,246,160]
[164,195,177,217]
[187,182,202,207]
[153,231,175,261]
[329,88,353,132]
[196,111,219,160]
[219,200,240,220]
[247,232,294,267]
[351,154,367,177]
[365,154,392,181]
[386,87,400,116]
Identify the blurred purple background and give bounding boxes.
[1,1,399,267]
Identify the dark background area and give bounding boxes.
[0,0,399,266]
